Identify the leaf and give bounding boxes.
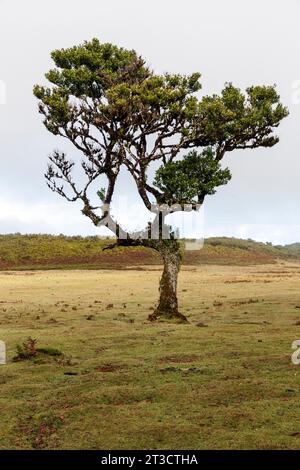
[97,187,106,202]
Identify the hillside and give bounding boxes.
[278,242,300,257]
[0,234,298,270]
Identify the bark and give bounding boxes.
[148,240,188,323]
[104,237,188,323]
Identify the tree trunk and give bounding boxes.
[148,240,188,322]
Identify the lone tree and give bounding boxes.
[34,39,288,322]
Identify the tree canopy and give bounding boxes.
[33,38,288,237]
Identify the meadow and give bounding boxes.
[0,234,296,270]
[1,261,300,449]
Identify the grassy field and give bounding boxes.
[0,234,298,270]
[1,262,300,449]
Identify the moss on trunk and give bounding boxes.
[148,240,188,323]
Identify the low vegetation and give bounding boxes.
[0,263,300,449]
[13,338,63,362]
[0,234,298,270]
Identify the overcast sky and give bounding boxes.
[0,0,299,244]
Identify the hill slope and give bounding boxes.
[278,242,300,257]
[0,234,298,270]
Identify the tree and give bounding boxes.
[34,38,288,322]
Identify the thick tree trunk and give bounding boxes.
[148,240,188,323]
[104,237,188,323]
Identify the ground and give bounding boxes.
[0,262,300,449]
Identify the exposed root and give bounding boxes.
[148,310,189,323]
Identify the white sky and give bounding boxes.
[0,0,299,244]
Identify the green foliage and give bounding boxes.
[36,347,63,357]
[0,234,110,266]
[97,188,106,202]
[33,38,288,224]
[33,38,202,142]
[194,83,288,151]
[13,337,37,361]
[206,237,283,255]
[275,242,300,257]
[154,148,231,204]
[13,337,63,362]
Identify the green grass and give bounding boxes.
[0,234,109,265]
[0,263,300,449]
[0,234,297,271]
